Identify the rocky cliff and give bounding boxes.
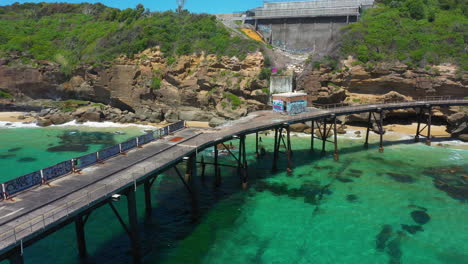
[0,48,269,125]
[297,58,468,139]
[297,60,467,105]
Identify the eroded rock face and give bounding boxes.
[0,48,269,123]
[446,112,468,136]
[297,62,467,104]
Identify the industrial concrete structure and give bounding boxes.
[245,0,375,53]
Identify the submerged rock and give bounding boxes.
[411,210,431,225]
[424,166,468,201]
[376,225,393,252]
[346,194,358,202]
[7,147,22,152]
[18,157,37,162]
[401,224,424,234]
[387,172,414,183]
[386,236,402,264]
[350,169,363,174]
[0,154,16,159]
[407,205,427,211]
[337,176,353,183]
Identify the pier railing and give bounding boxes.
[312,96,461,110]
[0,120,186,201]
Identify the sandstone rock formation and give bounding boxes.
[0,48,269,124]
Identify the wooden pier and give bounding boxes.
[0,98,467,263]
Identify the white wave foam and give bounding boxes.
[0,120,158,129]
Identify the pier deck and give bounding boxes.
[0,99,467,259]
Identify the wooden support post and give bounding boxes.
[75,215,87,259]
[415,108,422,142]
[238,137,242,177]
[144,179,152,217]
[286,125,293,173]
[311,121,315,151]
[426,106,432,146]
[126,188,141,264]
[214,145,221,187]
[321,119,327,155]
[8,247,23,264]
[241,135,248,189]
[200,155,206,181]
[364,112,372,148]
[272,128,279,173]
[255,132,259,158]
[333,117,339,161]
[188,155,199,221]
[379,111,384,153]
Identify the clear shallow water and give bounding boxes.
[0,124,147,180]
[0,129,467,264]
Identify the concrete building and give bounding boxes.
[272,92,308,115]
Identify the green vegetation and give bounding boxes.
[315,56,338,70]
[223,92,242,110]
[341,0,468,70]
[151,69,163,90]
[0,3,258,73]
[0,89,13,99]
[259,67,271,80]
[151,77,162,90]
[261,87,270,94]
[50,99,89,112]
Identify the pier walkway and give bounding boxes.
[0,98,467,263]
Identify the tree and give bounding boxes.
[405,0,426,19]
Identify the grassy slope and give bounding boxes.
[0,3,259,73]
[340,0,467,70]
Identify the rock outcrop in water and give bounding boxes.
[376,225,393,252]
[423,166,468,201]
[410,210,431,225]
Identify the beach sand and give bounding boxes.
[0,112,35,122]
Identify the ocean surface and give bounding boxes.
[0,123,467,264]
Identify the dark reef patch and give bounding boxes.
[254,180,332,206]
[411,210,430,225]
[408,205,427,211]
[376,225,393,252]
[0,153,16,159]
[387,173,415,183]
[401,224,423,234]
[7,147,21,152]
[346,194,358,202]
[18,157,37,162]
[350,169,363,174]
[386,235,403,264]
[337,177,353,183]
[423,166,468,201]
[347,169,363,178]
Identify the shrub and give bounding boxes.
[151,76,162,90]
[0,89,13,99]
[259,67,271,80]
[223,92,241,110]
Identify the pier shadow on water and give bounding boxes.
[46,131,118,153]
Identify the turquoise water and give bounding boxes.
[0,125,147,180]
[0,127,467,264]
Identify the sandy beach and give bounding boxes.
[0,112,36,122]
[0,112,452,137]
